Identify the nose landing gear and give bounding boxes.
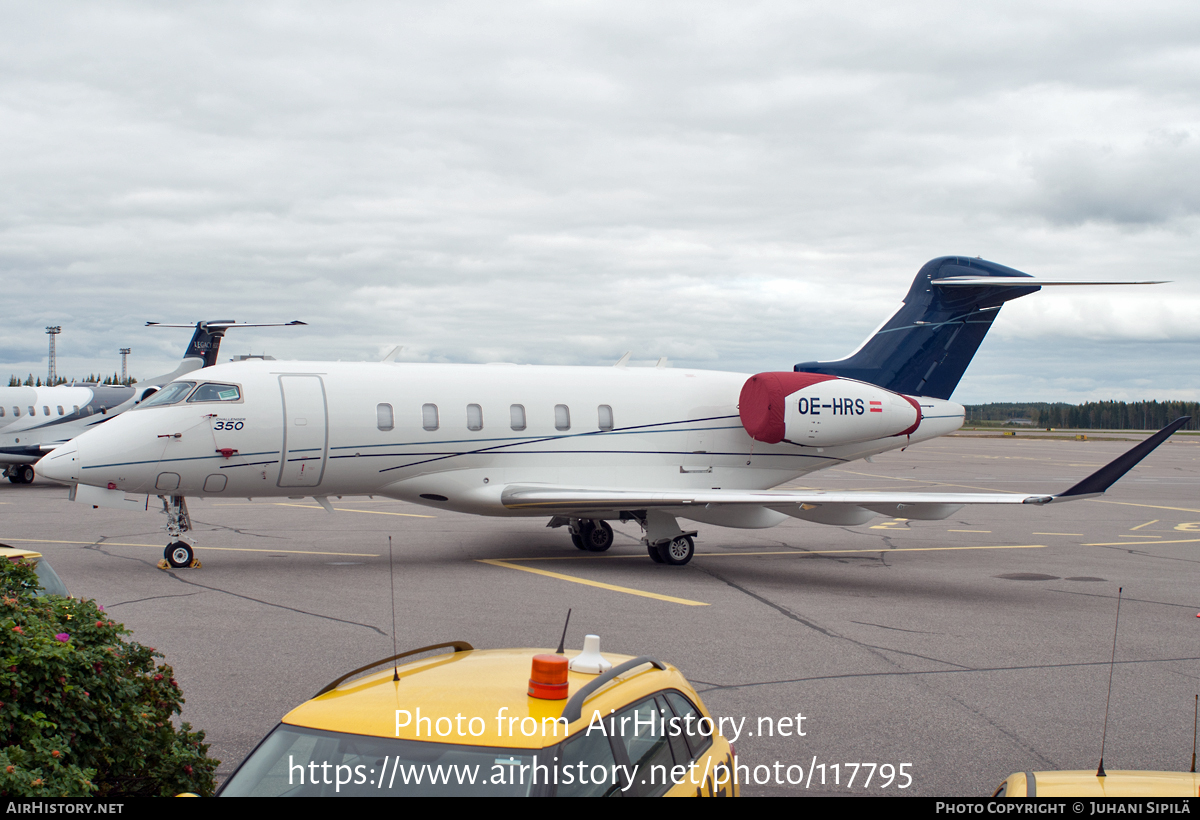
[157,495,201,569]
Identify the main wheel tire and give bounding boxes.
[165,541,194,568]
[7,475,18,484]
[583,520,614,552]
[647,543,664,563]
[570,531,587,550]
[658,535,694,566]
[18,465,34,484]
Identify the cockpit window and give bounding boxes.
[138,382,197,408]
[187,383,242,403]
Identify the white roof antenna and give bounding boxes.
[569,634,612,675]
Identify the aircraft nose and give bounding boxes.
[36,444,79,484]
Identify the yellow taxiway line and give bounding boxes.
[0,537,378,558]
[1091,500,1200,514]
[477,558,710,607]
[479,544,1048,607]
[497,544,1048,562]
[1083,538,1200,547]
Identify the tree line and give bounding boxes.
[7,373,137,387]
[964,401,1198,430]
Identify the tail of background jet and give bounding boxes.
[794,257,1040,400]
[183,321,236,368]
[143,320,307,385]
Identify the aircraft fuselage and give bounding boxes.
[42,359,965,519]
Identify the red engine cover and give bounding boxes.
[739,372,837,443]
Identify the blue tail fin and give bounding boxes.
[794,257,1040,400]
[182,321,235,368]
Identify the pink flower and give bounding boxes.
[54,633,70,643]
[11,626,22,635]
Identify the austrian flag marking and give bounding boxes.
[869,401,883,413]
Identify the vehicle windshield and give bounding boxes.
[219,725,538,797]
[138,382,196,408]
[34,560,68,597]
[186,383,241,403]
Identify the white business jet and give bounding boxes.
[36,257,1184,569]
[0,321,303,484]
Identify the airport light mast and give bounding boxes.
[45,326,61,385]
[120,348,131,384]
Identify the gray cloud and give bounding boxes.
[1,2,1198,402]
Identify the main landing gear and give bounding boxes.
[568,519,615,552]
[158,495,201,569]
[550,513,697,565]
[4,465,35,484]
[637,510,696,566]
[647,534,695,566]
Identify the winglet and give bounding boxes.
[1056,417,1191,499]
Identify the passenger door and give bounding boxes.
[278,375,328,488]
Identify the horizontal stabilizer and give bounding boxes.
[795,257,1165,400]
[147,320,306,368]
[932,277,1167,287]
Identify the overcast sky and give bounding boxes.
[2,2,1198,403]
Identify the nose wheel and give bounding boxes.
[158,495,199,568]
[164,541,196,569]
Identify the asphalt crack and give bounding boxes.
[84,535,386,636]
[690,656,1200,693]
[107,592,203,609]
[153,570,387,636]
[694,563,1050,764]
[850,620,942,635]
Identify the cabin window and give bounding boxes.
[0,407,4,417]
[57,406,64,416]
[28,407,35,417]
[11,407,18,417]
[73,405,79,413]
[187,383,242,403]
[466,404,483,431]
[42,406,49,416]
[598,405,614,431]
[554,404,570,431]
[376,403,394,431]
[510,404,526,431]
[422,403,439,431]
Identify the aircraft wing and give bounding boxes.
[500,418,1190,519]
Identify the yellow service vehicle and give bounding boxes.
[218,638,738,797]
[994,770,1200,797]
[0,544,68,597]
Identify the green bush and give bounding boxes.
[0,558,218,796]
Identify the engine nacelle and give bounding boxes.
[739,372,921,446]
